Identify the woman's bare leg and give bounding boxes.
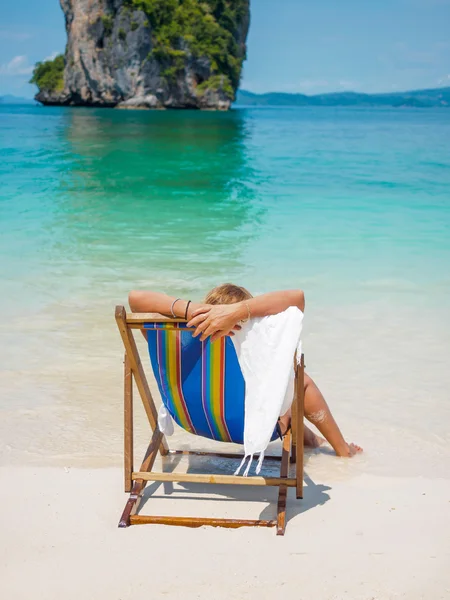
[278,414,327,448]
[279,373,362,457]
[303,373,362,456]
[303,423,326,448]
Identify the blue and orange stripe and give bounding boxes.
[202,338,232,442]
[156,325,196,434]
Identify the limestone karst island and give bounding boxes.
[31,0,250,110]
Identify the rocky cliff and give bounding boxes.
[35,0,249,109]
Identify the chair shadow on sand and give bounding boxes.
[138,448,332,526]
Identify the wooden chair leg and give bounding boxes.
[119,480,145,528]
[276,428,292,536]
[130,515,276,528]
[124,353,133,493]
[291,375,298,465]
[118,429,163,527]
[295,355,305,499]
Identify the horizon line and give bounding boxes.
[2,83,449,103]
[239,84,450,97]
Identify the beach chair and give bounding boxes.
[115,306,305,535]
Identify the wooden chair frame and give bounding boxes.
[115,306,304,536]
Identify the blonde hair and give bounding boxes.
[205,283,252,305]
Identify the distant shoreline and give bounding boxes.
[235,86,450,108]
[2,85,449,109]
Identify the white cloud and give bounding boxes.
[0,55,34,76]
[44,51,59,62]
[437,74,450,85]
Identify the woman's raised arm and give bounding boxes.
[245,289,305,317]
[128,290,202,320]
[187,289,305,341]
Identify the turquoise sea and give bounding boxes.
[1,105,449,476]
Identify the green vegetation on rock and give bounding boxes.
[125,0,246,92]
[196,74,233,98]
[101,15,113,35]
[30,55,65,93]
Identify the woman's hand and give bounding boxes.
[187,303,245,342]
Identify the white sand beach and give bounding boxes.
[1,464,449,600]
[1,300,450,600]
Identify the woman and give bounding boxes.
[129,283,362,457]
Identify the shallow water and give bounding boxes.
[0,105,449,479]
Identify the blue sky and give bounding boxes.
[1,0,449,98]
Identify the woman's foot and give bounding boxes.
[336,442,363,457]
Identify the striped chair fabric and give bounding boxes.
[146,322,277,444]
